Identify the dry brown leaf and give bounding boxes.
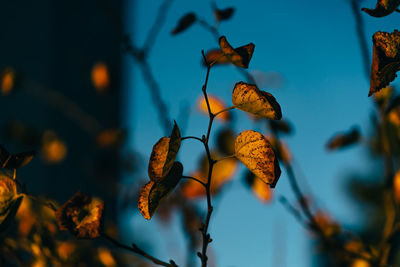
[369,30,400,96]
[197,94,230,122]
[218,36,255,68]
[326,127,360,150]
[56,191,104,239]
[232,81,282,120]
[148,122,181,181]
[235,130,281,188]
[214,7,235,21]
[362,0,400,17]
[139,162,183,220]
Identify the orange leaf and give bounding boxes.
[218,36,255,68]
[91,62,110,92]
[197,94,230,122]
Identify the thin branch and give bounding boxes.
[182,176,206,187]
[213,105,236,118]
[181,136,203,142]
[278,195,305,227]
[102,233,178,267]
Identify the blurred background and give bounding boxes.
[1,0,399,266]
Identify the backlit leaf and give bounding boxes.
[232,81,282,120]
[139,161,183,220]
[394,170,400,203]
[148,122,181,181]
[0,145,35,169]
[1,68,16,95]
[56,191,104,239]
[244,171,273,203]
[171,13,197,35]
[362,0,400,17]
[218,36,255,68]
[0,173,23,232]
[197,94,230,122]
[326,126,361,150]
[214,7,235,21]
[235,130,281,188]
[368,30,400,96]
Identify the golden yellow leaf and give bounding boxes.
[197,94,230,122]
[139,161,183,220]
[252,176,273,203]
[0,173,23,232]
[148,122,181,181]
[56,191,104,239]
[1,68,15,95]
[351,259,370,267]
[92,62,110,92]
[235,130,281,187]
[218,36,255,68]
[232,81,282,120]
[98,247,117,267]
[57,241,76,260]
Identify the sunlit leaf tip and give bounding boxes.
[148,122,181,181]
[368,30,400,96]
[362,0,400,17]
[232,81,282,120]
[326,126,361,150]
[56,191,104,239]
[235,130,281,188]
[171,12,197,35]
[139,161,183,220]
[217,36,255,68]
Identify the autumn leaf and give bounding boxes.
[181,155,237,199]
[232,81,282,120]
[171,12,197,35]
[268,119,293,135]
[138,161,183,220]
[216,128,236,156]
[362,0,400,17]
[368,30,400,96]
[244,171,273,203]
[0,145,35,169]
[96,129,126,148]
[313,211,341,238]
[91,62,110,92]
[1,68,16,95]
[148,122,181,181]
[0,173,23,232]
[394,170,400,203]
[235,130,281,188]
[197,94,230,122]
[214,7,235,21]
[326,126,361,150]
[266,136,292,164]
[56,191,104,239]
[374,86,393,110]
[41,131,67,164]
[218,36,255,68]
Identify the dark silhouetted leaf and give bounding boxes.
[216,128,235,156]
[139,161,183,220]
[56,191,104,239]
[269,119,293,135]
[362,0,400,17]
[0,145,35,169]
[218,36,255,68]
[171,13,197,35]
[232,81,282,120]
[148,122,181,181]
[214,7,235,21]
[369,30,400,96]
[235,130,281,188]
[326,127,361,150]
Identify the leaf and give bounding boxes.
[394,170,400,203]
[41,131,67,164]
[197,94,230,122]
[368,30,400,96]
[0,145,35,169]
[235,130,281,188]
[244,171,273,203]
[216,128,236,156]
[171,12,197,35]
[181,155,237,199]
[268,119,293,135]
[266,136,292,164]
[1,68,16,96]
[232,81,282,120]
[362,0,400,17]
[326,126,361,150]
[139,161,183,220]
[0,173,23,232]
[373,86,393,110]
[214,7,235,21]
[218,36,255,68]
[91,62,110,92]
[96,129,126,148]
[56,191,104,239]
[148,122,181,181]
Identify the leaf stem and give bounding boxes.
[213,105,236,118]
[101,233,178,267]
[215,154,236,162]
[181,136,203,142]
[182,176,206,187]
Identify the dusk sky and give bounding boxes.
[121,1,399,266]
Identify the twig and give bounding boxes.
[213,105,236,118]
[102,233,178,267]
[181,136,203,142]
[182,176,206,187]
[215,155,236,162]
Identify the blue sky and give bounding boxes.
[121,1,399,266]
